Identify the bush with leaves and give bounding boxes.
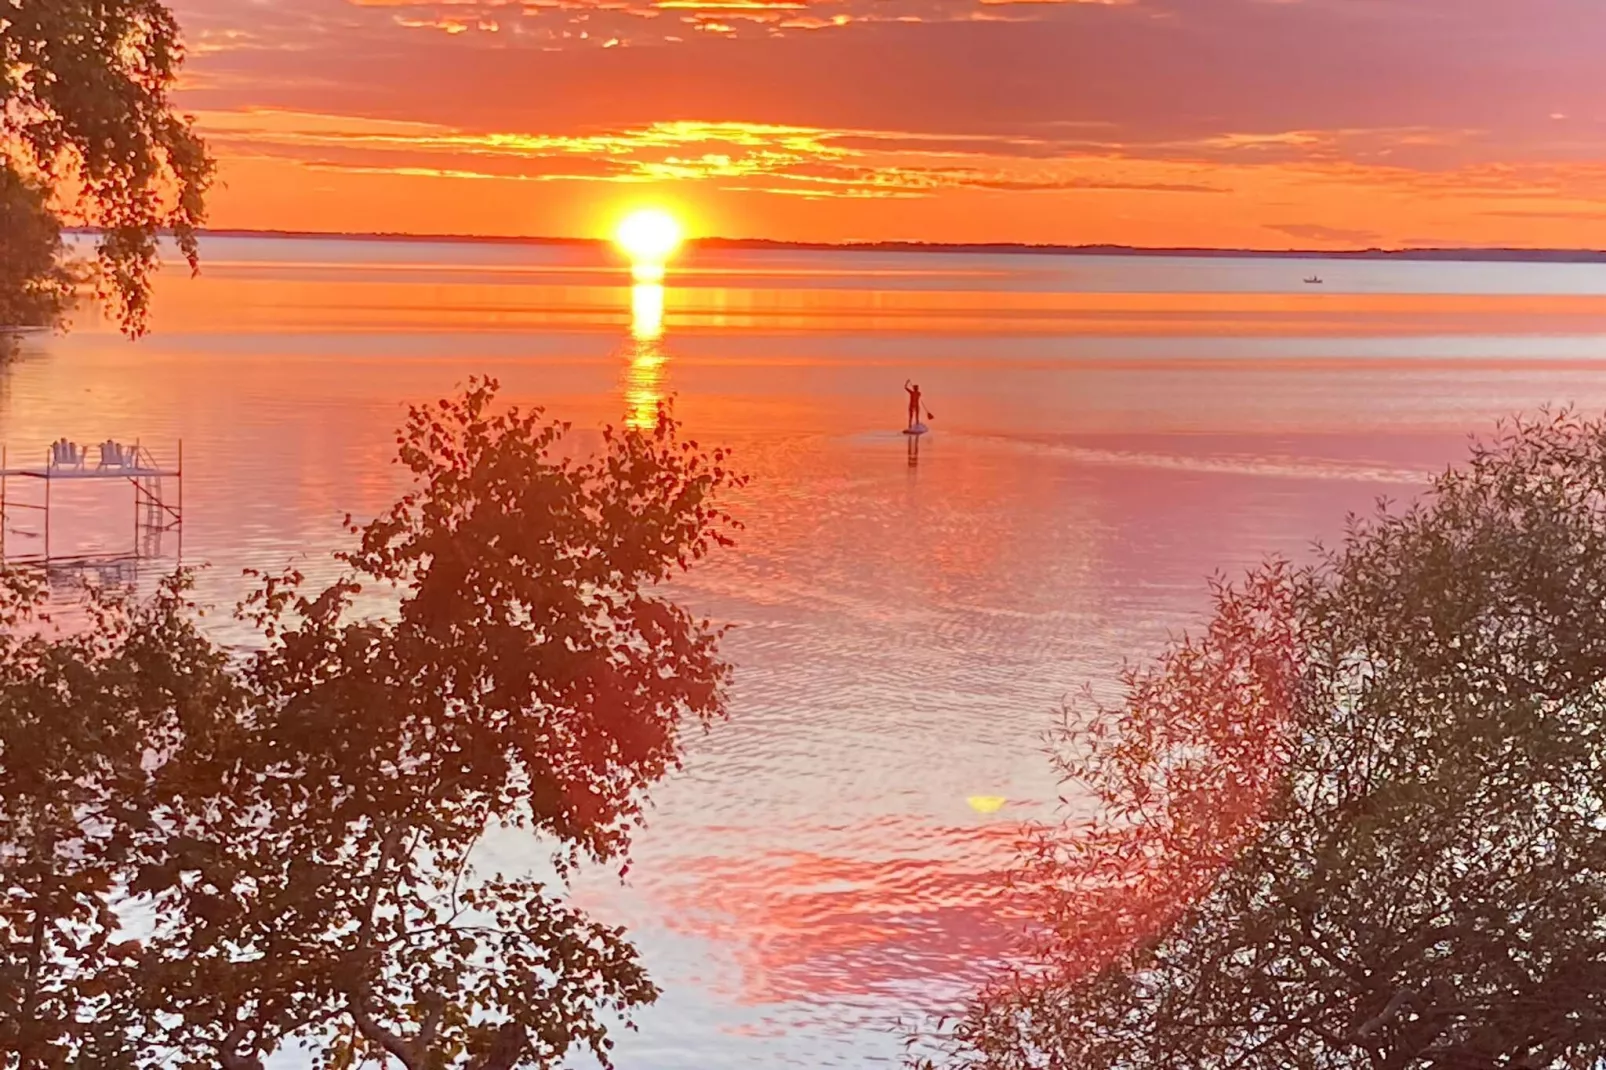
[920,411,1606,1070]
[0,380,745,1070]
[0,165,78,334]
[0,572,241,1068]
[2,0,212,335]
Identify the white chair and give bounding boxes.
[50,441,81,469]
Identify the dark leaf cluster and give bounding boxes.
[921,410,1606,1070]
[2,0,213,335]
[0,381,746,1070]
[0,165,75,332]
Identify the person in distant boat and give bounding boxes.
[904,379,923,430]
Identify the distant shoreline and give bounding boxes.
[66,227,1606,265]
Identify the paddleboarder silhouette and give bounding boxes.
[903,379,931,430]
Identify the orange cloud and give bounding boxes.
[335,0,1127,36]
[193,108,1231,200]
[170,0,1606,246]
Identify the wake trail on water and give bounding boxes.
[967,433,1433,485]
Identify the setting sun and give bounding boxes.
[615,208,683,281]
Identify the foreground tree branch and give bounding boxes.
[0,380,745,1070]
[1,0,213,334]
[918,408,1606,1070]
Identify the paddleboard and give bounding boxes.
[903,423,929,436]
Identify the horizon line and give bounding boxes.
[64,226,1606,264]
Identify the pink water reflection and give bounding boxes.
[11,239,1606,1067]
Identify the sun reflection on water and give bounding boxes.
[624,282,667,428]
[632,282,664,341]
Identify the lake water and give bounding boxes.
[8,238,1606,1067]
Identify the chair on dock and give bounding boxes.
[4,436,184,566]
[49,439,85,470]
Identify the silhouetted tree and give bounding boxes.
[0,572,239,1068]
[0,166,76,333]
[919,411,1606,1070]
[0,380,745,1069]
[2,0,212,335]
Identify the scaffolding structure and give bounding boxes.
[0,440,183,567]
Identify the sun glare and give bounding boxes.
[615,208,683,281]
[631,282,664,341]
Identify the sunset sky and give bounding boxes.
[173,0,1606,248]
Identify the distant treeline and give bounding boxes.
[63,226,1606,264]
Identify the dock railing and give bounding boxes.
[0,439,183,567]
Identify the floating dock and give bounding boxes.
[0,440,183,566]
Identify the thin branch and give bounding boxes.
[417,993,445,1062]
[348,996,421,1070]
[1353,988,1417,1039]
[354,820,407,955]
[1293,905,1372,989]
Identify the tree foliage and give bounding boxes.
[0,380,746,1070]
[922,411,1606,1070]
[1,0,212,335]
[0,164,76,332]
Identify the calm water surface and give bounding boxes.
[9,239,1606,1067]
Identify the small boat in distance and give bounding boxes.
[1304,275,1324,284]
